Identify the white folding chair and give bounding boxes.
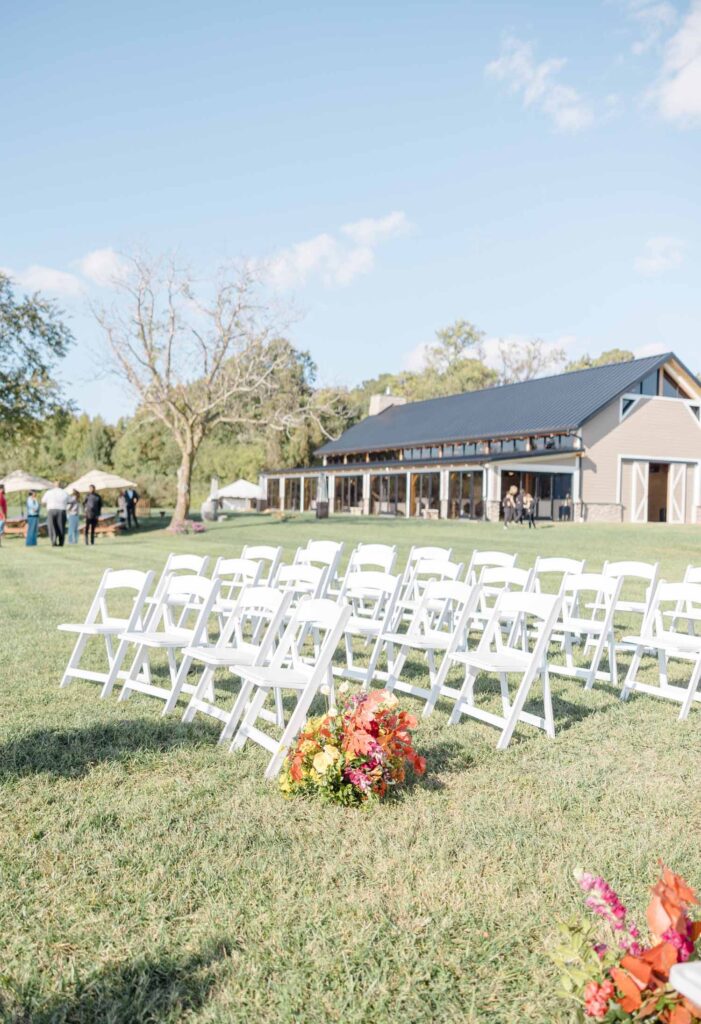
[117,574,221,710]
[548,573,623,690]
[328,543,398,598]
[274,563,326,605]
[465,550,517,587]
[472,566,535,641]
[533,556,586,592]
[588,560,660,641]
[227,599,351,779]
[667,566,701,634]
[58,568,155,698]
[211,557,264,621]
[294,540,344,596]
[177,587,293,730]
[241,545,283,586]
[382,580,481,716]
[621,581,701,720]
[398,558,464,619]
[335,570,402,689]
[447,590,563,749]
[400,545,453,590]
[144,553,211,625]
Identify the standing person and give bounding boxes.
[42,481,69,547]
[0,483,6,547]
[125,485,140,529]
[502,486,516,529]
[83,484,102,545]
[117,490,127,525]
[524,491,536,529]
[515,488,525,525]
[25,490,40,546]
[66,489,81,544]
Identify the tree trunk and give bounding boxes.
[173,446,196,524]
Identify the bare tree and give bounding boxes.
[93,253,333,522]
[496,337,565,385]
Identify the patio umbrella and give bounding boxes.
[0,470,53,492]
[66,469,138,492]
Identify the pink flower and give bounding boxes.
[662,927,695,962]
[584,979,615,1019]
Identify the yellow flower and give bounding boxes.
[324,744,341,762]
[312,750,334,774]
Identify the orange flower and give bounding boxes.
[648,867,698,941]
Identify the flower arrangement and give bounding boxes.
[166,519,206,535]
[280,689,426,805]
[551,865,701,1022]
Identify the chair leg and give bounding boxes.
[60,632,89,688]
[118,645,148,701]
[448,668,478,725]
[542,662,555,739]
[100,638,130,698]
[497,668,538,750]
[264,685,317,780]
[621,646,643,701]
[679,657,701,721]
[162,654,193,715]
[229,681,270,751]
[182,664,217,723]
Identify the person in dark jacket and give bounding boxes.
[124,486,139,528]
[83,485,103,545]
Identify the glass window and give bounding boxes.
[662,371,688,399]
[369,474,406,515]
[448,471,484,519]
[410,473,440,516]
[334,475,363,513]
[639,371,658,396]
[284,477,301,510]
[266,478,280,508]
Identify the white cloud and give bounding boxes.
[486,37,594,132]
[0,263,83,297]
[78,247,129,287]
[634,341,668,357]
[627,0,677,54]
[648,0,701,125]
[403,341,430,372]
[265,212,411,290]
[341,211,411,247]
[634,236,685,274]
[403,334,576,374]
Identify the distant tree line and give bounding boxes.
[0,261,638,521]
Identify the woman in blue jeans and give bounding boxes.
[25,491,40,546]
[67,489,81,544]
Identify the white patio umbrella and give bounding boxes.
[216,478,263,500]
[0,470,54,492]
[66,469,138,492]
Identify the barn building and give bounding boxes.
[261,352,701,524]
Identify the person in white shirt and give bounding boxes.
[42,481,69,547]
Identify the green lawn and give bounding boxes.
[1,515,700,1023]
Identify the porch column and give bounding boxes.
[328,475,335,514]
[299,476,305,512]
[405,471,411,517]
[485,464,501,522]
[440,468,449,519]
[279,477,286,510]
[363,472,370,515]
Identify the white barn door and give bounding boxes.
[668,463,686,524]
[630,461,649,523]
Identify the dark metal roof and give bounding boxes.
[317,353,680,456]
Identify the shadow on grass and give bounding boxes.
[1,937,233,1024]
[0,718,213,781]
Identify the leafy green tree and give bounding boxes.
[0,272,73,440]
[565,348,634,372]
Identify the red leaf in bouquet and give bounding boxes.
[691,921,701,942]
[620,955,653,988]
[611,967,643,1012]
[641,940,679,980]
[648,867,698,940]
[667,1005,692,1024]
[343,729,375,757]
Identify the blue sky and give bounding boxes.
[2,0,700,420]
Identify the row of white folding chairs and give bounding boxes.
[58,558,701,771]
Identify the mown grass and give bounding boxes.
[1,514,700,1023]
